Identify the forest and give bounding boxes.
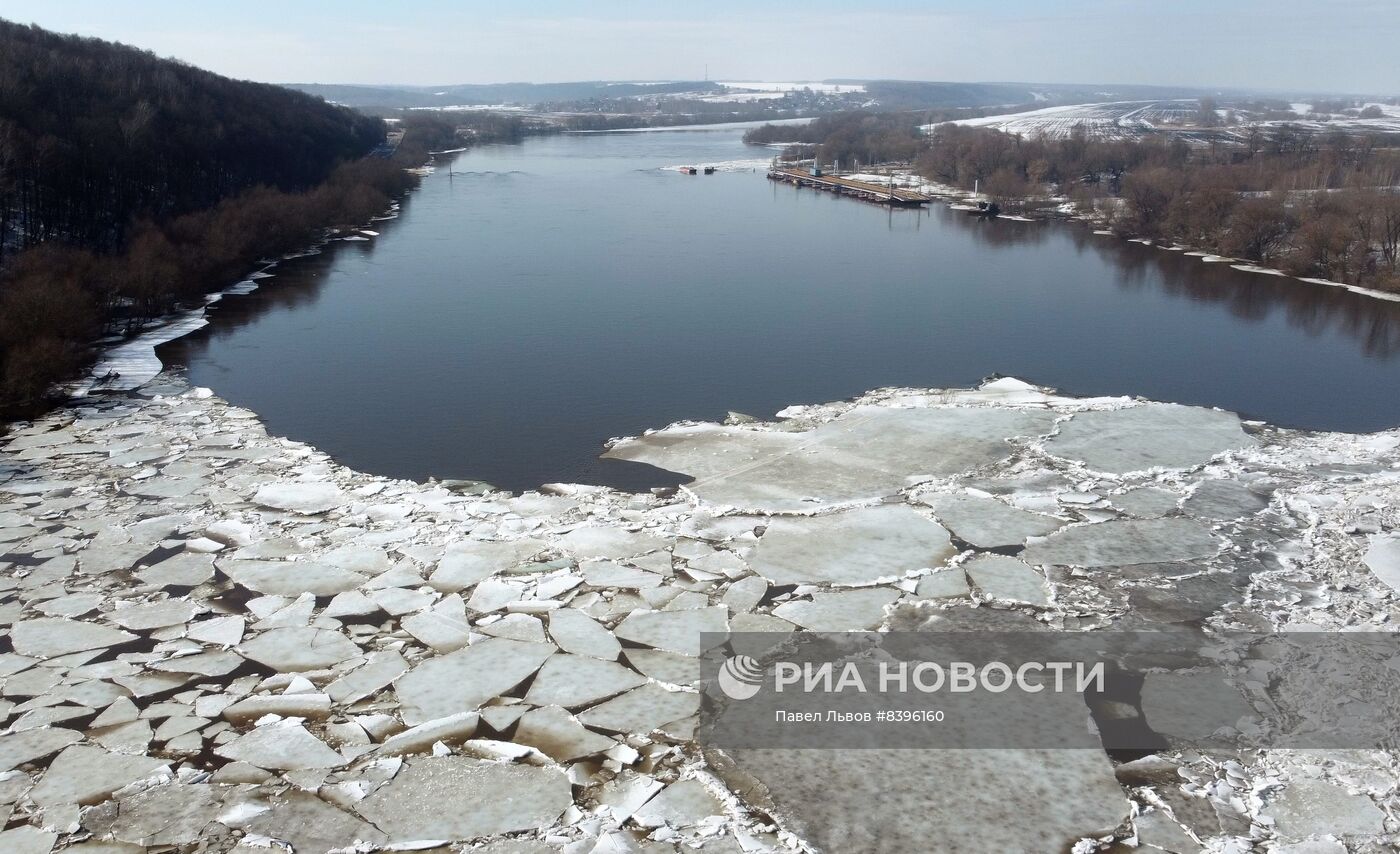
[0,20,386,257]
[0,21,474,419]
[748,109,1400,293]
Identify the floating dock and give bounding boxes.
[767,167,929,207]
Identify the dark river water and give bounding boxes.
[164,125,1400,492]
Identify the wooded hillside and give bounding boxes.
[0,19,385,258]
[0,21,429,418]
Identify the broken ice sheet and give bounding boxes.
[218,559,363,596]
[6,372,1400,851]
[576,682,701,733]
[0,727,83,772]
[1363,533,1400,593]
[1020,517,1220,567]
[1044,403,1254,473]
[352,756,571,841]
[613,605,728,655]
[0,826,58,854]
[719,748,1128,853]
[10,617,136,658]
[772,587,901,631]
[236,626,361,672]
[919,492,1064,548]
[108,599,202,630]
[214,720,345,770]
[251,481,345,514]
[962,554,1049,606]
[429,538,546,592]
[607,406,1057,511]
[512,704,616,761]
[632,778,725,828]
[400,595,472,652]
[748,505,954,585]
[394,637,555,724]
[547,608,621,660]
[27,745,168,806]
[1260,778,1386,841]
[522,653,646,707]
[1182,478,1269,520]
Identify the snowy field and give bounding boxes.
[929,99,1400,141]
[1260,100,1400,135]
[931,100,1201,141]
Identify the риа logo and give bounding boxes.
[717,655,764,700]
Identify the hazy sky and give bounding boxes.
[2,0,1396,94]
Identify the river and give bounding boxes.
[163,125,1400,492]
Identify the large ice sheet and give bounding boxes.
[1021,518,1221,567]
[920,492,1064,548]
[748,505,954,584]
[718,748,1129,853]
[1044,403,1254,473]
[607,406,1057,511]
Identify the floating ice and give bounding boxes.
[1363,534,1400,593]
[1044,403,1254,474]
[214,720,345,770]
[236,626,362,672]
[920,492,1064,548]
[353,757,571,841]
[547,608,622,660]
[10,617,137,658]
[1261,779,1386,841]
[3,372,1398,851]
[721,748,1128,852]
[1021,518,1221,567]
[963,554,1050,606]
[523,653,647,707]
[607,406,1057,511]
[251,482,346,515]
[27,745,168,807]
[613,606,728,655]
[772,588,901,631]
[748,505,954,585]
[394,638,555,724]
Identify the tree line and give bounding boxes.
[747,107,1400,293]
[916,122,1400,289]
[0,20,385,258]
[0,22,496,419]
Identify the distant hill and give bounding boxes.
[288,78,1233,114]
[0,18,385,256]
[291,80,723,110]
[860,80,1228,110]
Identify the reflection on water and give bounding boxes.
[943,213,1400,359]
[163,129,1400,492]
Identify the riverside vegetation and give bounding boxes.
[0,21,505,419]
[748,109,1400,293]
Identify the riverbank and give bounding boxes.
[67,201,403,398]
[1,371,1396,851]
[852,166,1400,306]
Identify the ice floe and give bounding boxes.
[1,372,1397,851]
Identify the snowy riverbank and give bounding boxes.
[844,168,1400,306]
[1,372,1397,851]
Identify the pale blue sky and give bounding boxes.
[1,1,1395,93]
